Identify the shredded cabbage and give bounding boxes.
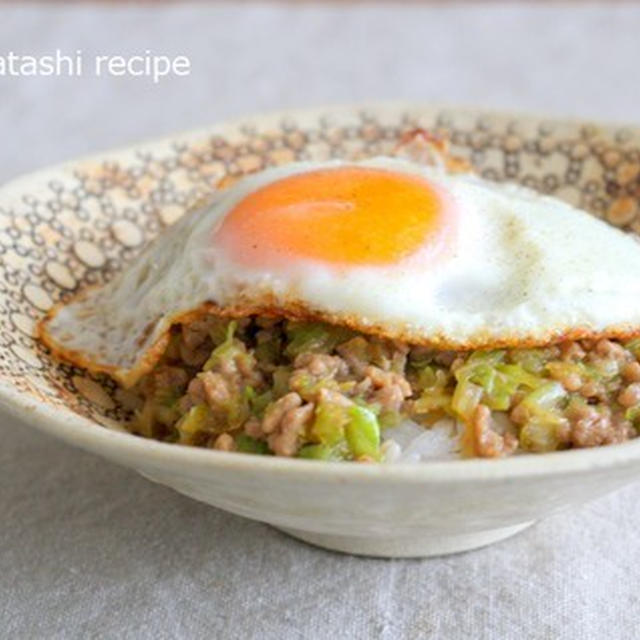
[203,320,238,371]
[235,434,270,455]
[515,382,568,452]
[625,338,640,359]
[310,402,349,446]
[244,386,272,418]
[345,405,381,460]
[175,404,212,444]
[451,380,483,421]
[285,322,353,357]
[298,444,338,460]
[128,314,640,460]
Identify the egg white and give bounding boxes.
[41,157,640,386]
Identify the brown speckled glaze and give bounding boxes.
[3,105,640,428]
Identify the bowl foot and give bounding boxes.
[276,521,534,558]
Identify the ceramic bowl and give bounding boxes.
[3,104,640,558]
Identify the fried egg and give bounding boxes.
[39,156,640,387]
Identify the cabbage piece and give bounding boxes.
[625,406,640,433]
[484,363,543,410]
[203,321,239,371]
[131,386,183,435]
[301,401,354,460]
[625,338,640,359]
[516,382,567,423]
[285,322,353,357]
[272,366,292,398]
[152,387,182,426]
[408,349,435,371]
[454,351,505,412]
[515,382,568,452]
[378,408,402,429]
[235,433,270,454]
[337,335,368,359]
[509,348,551,375]
[208,317,237,345]
[132,399,155,438]
[496,364,544,390]
[519,418,563,452]
[413,366,452,415]
[310,402,349,446]
[175,404,213,444]
[454,351,545,412]
[154,404,181,427]
[589,357,620,381]
[226,390,252,429]
[413,387,452,414]
[546,361,585,380]
[244,386,272,418]
[451,380,483,421]
[297,443,348,460]
[416,365,450,390]
[298,444,333,460]
[345,405,381,460]
[289,370,341,402]
[454,350,504,384]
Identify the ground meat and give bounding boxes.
[432,350,459,367]
[179,316,225,367]
[183,332,265,417]
[293,352,348,379]
[335,336,408,376]
[560,341,586,362]
[262,392,303,435]
[622,361,640,382]
[388,342,410,373]
[360,365,413,412]
[212,433,235,451]
[450,356,466,373]
[179,340,211,367]
[565,403,634,447]
[473,404,518,458]
[547,366,583,392]
[617,383,640,408]
[181,317,215,350]
[261,394,314,456]
[289,353,349,400]
[199,371,234,412]
[217,346,263,389]
[336,337,370,375]
[186,376,203,399]
[317,387,354,408]
[561,372,583,392]
[594,338,629,362]
[115,387,144,412]
[128,314,640,460]
[243,417,263,439]
[139,365,188,398]
[579,381,605,401]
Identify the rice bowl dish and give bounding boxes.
[37,131,640,463]
[3,104,640,556]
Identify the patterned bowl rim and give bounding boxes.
[4,101,640,482]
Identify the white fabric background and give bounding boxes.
[2,3,640,638]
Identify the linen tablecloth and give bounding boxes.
[2,4,640,638]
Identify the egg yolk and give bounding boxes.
[215,166,454,266]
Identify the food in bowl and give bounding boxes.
[38,133,640,462]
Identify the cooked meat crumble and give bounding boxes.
[124,315,640,461]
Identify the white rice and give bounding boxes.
[381,418,462,463]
